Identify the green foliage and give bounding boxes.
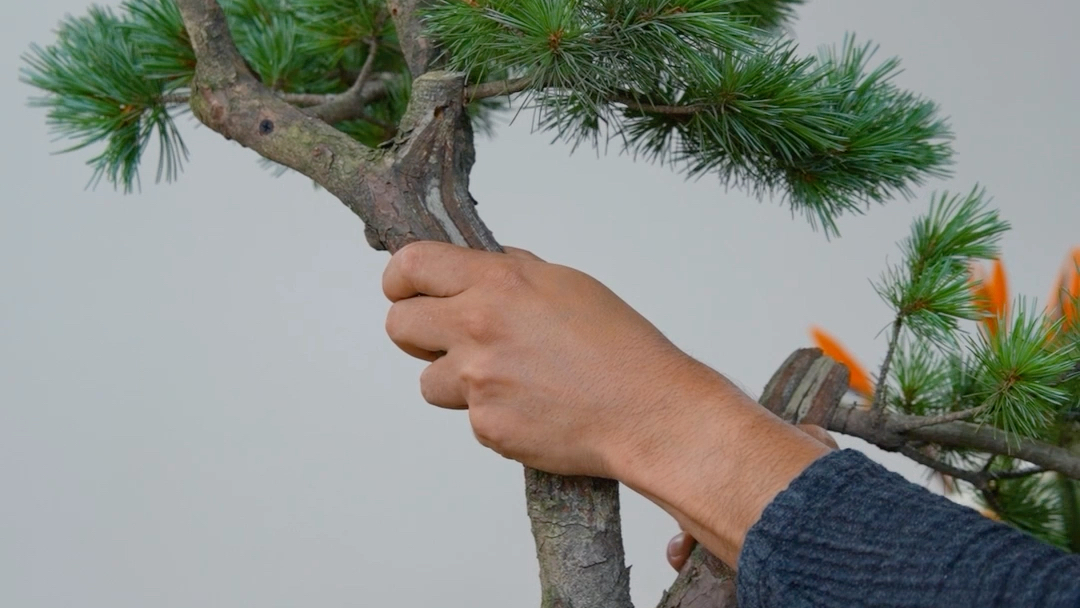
[22,6,188,192]
[875,188,1009,344]
[888,338,947,416]
[22,0,421,189]
[122,0,196,86]
[863,193,1080,547]
[725,0,804,30]
[981,469,1070,550]
[968,302,1075,440]
[426,1,953,234]
[26,0,949,229]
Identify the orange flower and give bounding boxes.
[969,258,1008,336]
[1049,247,1080,329]
[809,326,874,398]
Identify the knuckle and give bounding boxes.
[460,357,498,397]
[488,259,529,292]
[394,242,426,275]
[461,305,497,343]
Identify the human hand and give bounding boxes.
[664,425,839,571]
[382,241,720,479]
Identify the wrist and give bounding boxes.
[608,363,830,564]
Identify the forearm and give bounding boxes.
[614,369,830,565]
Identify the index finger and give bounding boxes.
[382,241,493,302]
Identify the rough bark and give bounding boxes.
[657,349,850,608]
[387,0,441,77]
[828,404,1080,480]
[174,1,632,606]
[527,471,633,608]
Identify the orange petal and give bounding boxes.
[988,258,1008,319]
[1047,270,1066,320]
[809,326,874,397]
[1061,248,1080,326]
[968,263,996,335]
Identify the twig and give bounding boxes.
[900,446,987,488]
[161,93,191,105]
[466,76,535,101]
[613,94,708,116]
[895,404,990,431]
[307,35,382,123]
[987,466,1046,480]
[899,447,1046,491]
[870,317,903,415]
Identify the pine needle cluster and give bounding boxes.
[861,191,1080,549]
[425,0,953,233]
[22,0,412,191]
[24,0,953,234]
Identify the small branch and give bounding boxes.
[870,317,903,415]
[829,403,1080,480]
[306,36,383,124]
[466,76,535,101]
[614,95,708,116]
[988,466,1046,480]
[895,404,990,431]
[899,446,987,488]
[900,447,1047,491]
[161,93,191,105]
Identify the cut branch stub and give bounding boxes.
[657,349,849,608]
[364,71,500,253]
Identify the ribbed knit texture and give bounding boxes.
[737,449,1080,608]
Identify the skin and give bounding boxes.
[382,242,832,566]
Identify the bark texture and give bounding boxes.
[174,2,632,606]
[656,349,850,608]
[828,404,1080,479]
[526,471,633,608]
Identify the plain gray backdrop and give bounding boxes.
[3,1,1079,606]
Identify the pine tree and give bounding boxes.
[23,1,1080,605]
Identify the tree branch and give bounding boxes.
[613,94,709,117]
[160,79,394,112]
[989,466,1046,480]
[894,404,990,431]
[176,3,632,607]
[829,404,1080,480]
[898,446,987,488]
[899,446,1047,491]
[306,35,382,124]
[387,0,441,77]
[466,76,535,101]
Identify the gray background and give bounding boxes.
[3,1,1079,606]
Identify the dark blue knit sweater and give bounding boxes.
[737,449,1080,608]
